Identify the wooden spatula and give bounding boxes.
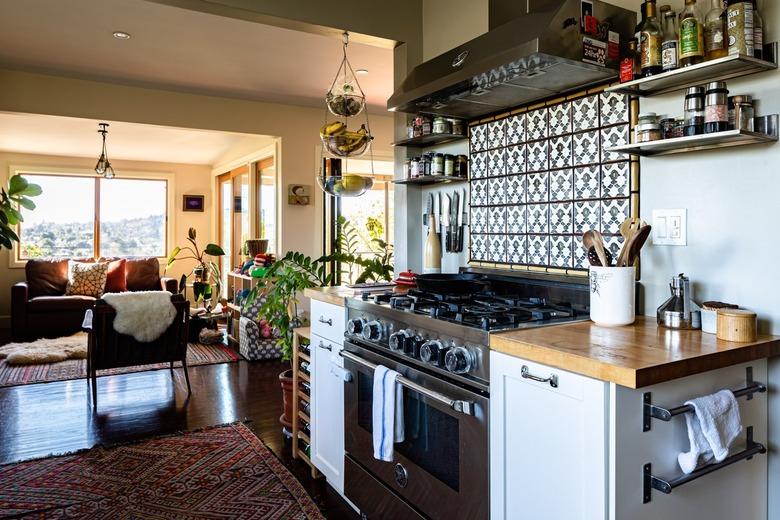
[582,230,609,267]
[616,217,643,267]
[623,225,652,266]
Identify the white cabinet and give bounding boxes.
[490,351,608,520]
[310,300,347,494]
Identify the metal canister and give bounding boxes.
[421,152,433,176]
[432,153,445,175]
[732,95,755,131]
[704,81,729,134]
[432,117,452,134]
[684,86,705,136]
[455,155,468,177]
[449,118,466,135]
[660,117,676,139]
[444,154,455,176]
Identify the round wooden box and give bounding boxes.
[716,309,757,343]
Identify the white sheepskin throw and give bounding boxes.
[0,332,87,365]
[102,291,177,343]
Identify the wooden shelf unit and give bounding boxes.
[291,327,320,479]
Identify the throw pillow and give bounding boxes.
[65,261,108,298]
[104,258,127,293]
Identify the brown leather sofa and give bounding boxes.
[12,257,178,341]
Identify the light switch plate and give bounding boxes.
[652,209,687,246]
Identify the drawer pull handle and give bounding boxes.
[318,342,332,352]
[318,316,333,326]
[521,365,558,388]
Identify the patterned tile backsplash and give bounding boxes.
[469,92,632,270]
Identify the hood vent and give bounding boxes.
[388,0,635,119]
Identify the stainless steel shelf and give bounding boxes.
[392,133,468,147]
[393,176,469,186]
[605,45,777,97]
[606,117,778,157]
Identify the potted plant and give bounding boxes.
[166,227,225,307]
[0,175,42,250]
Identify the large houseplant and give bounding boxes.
[0,175,42,250]
[166,227,225,305]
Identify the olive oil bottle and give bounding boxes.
[679,0,705,66]
[704,0,727,60]
[639,0,664,76]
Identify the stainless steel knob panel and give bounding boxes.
[347,318,366,335]
[362,320,384,342]
[445,346,475,374]
[389,329,411,351]
[419,339,444,364]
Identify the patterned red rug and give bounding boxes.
[0,422,324,519]
[0,343,240,388]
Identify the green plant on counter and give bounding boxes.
[323,216,394,285]
[166,227,225,305]
[0,175,42,249]
[246,252,332,361]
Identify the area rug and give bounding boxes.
[0,343,240,388]
[0,422,324,519]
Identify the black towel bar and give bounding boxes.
[643,367,766,432]
[643,426,766,504]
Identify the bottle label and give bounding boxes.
[705,22,725,53]
[727,4,754,56]
[680,18,704,58]
[662,40,678,70]
[620,57,634,82]
[640,32,662,68]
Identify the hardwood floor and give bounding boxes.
[0,358,359,520]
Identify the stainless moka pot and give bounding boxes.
[657,273,701,329]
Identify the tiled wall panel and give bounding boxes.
[469,92,632,270]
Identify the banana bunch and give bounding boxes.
[320,121,347,137]
[337,125,369,154]
[321,122,370,155]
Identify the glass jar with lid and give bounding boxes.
[432,117,452,134]
[684,86,705,136]
[444,154,455,176]
[704,81,729,133]
[431,153,445,175]
[732,95,755,131]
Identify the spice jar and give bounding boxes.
[673,118,686,138]
[684,86,705,136]
[449,119,466,135]
[432,153,445,175]
[704,81,729,134]
[432,117,452,134]
[410,157,421,178]
[732,95,755,131]
[407,120,416,139]
[421,153,433,176]
[455,155,468,178]
[444,154,455,176]
[660,117,676,139]
[415,115,432,136]
[636,122,662,142]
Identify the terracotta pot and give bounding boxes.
[279,369,294,431]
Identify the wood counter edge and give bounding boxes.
[303,287,353,307]
[490,326,780,389]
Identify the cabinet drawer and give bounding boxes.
[510,357,595,401]
[311,334,342,358]
[311,300,345,343]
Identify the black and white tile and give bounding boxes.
[488,206,507,234]
[470,123,488,152]
[600,92,630,126]
[471,206,488,234]
[471,179,488,206]
[507,205,526,234]
[470,152,488,179]
[527,235,550,266]
[527,172,549,203]
[549,135,573,169]
[574,199,600,234]
[573,166,600,200]
[548,102,571,137]
[600,124,630,163]
[488,176,506,205]
[506,144,526,174]
[487,119,506,150]
[601,198,630,235]
[572,95,600,132]
[550,235,573,268]
[489,235,507,263]
[601,162,630,199]
[527,204,549,234]
[527,140,549,172]
[506,114,527,145]
[550,169,573,201]
[507,235,527,264]
[527,108,548,141]
[549,202,573,234]
[488,149,506,177]
[471,234,489,261]
[573,130,600,166]
[506,174,526,205]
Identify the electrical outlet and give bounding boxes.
[652,209,686,246]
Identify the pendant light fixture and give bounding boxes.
[317,32,374,197]
[95,123,116,179]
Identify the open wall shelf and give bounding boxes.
[392,133,468,148]
[393,176,468,186]
[605,45,777,97]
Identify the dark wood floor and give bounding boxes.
[0,357,359,520]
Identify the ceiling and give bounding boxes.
[0,112,273,166]
[0,0,394,111]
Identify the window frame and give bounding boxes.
[8,165,175,268]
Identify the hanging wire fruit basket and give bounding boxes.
[317,31,376,197]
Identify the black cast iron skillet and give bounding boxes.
[414,273,487,296]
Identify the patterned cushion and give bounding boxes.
[65,261,108,298]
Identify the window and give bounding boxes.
[18,173,168,260]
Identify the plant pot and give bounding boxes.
[279,368,294,433]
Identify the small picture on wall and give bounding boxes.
[288,184,311,206]
[182,195,204,212]
[234,196,243,213]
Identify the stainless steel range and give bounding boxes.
[340,270,590,520]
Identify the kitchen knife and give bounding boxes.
[457,188,467,252]
[451,191,459,253]
[424,192,433,228]
[442,194,451,252]
[436,192,442,238]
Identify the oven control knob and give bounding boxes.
[420,339,444,364]
[362,320,384,342]
[389,329,411,351]
[445,346,476,374]
[347,318,366,335]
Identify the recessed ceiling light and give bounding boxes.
[112,31,131,40]
[356,69,369,75]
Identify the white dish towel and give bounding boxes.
[372,365,405,462]
[678,389,743,474]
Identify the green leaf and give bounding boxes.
[16,197,35,210]
[15,184,42,197]
[204,243,225,256]
[166,246,181,268]
[0,233,12,249]
[0,211,7,225]
[7,175,28,196]
[188,227,197,240]
[4,206,22,225]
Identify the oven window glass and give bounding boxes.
[357,372,460,491]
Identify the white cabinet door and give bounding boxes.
[490,351,608,520]
[311,333,346,493]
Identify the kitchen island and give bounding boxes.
[490,317,779,520]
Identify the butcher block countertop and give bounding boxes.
[303,286,357,307]
[490,316,780,388]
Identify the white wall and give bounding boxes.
[422,0,489,60]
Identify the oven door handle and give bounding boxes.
[340,350,476,416]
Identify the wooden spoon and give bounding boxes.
[616,217,643,267]
[582,230,609,267]
[624,225,652,266]
[587,246,613,267]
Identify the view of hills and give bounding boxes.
[21,214,165,258]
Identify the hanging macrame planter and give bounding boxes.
[317,31,375,197]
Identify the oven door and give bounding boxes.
[342,341,489,520]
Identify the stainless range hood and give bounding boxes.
[388,0,636,119]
